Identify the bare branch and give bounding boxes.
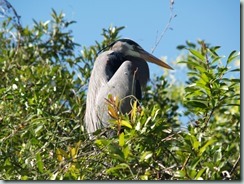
[151,0,176,53]
[230,154,240,176]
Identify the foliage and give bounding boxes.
[0,9,240,180]
[175,41,240,180]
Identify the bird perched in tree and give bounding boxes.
[85,38,173,137]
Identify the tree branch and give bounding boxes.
[230,154,240,176]
[151,0,176,53]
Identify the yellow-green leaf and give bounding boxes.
[122,145,130,159]
[131,100,137,122]
[119,132,125,147]
[140,151,153,162]
[106,163,130,174]
[56,148,68,162]
[75,140,81,152]
[189,49,205,61]
[70,147,76,159]
[56,149,63,162]
[227,50,239,65]
[36,153,44,173]
[108,104,118,119]
[199,138,216,156]
[121,120,132,129]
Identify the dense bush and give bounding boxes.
[0,10,240,180]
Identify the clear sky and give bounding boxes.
[3,0,241,79]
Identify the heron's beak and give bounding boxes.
[139,49,173,70]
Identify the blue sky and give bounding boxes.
[6,0,240,80]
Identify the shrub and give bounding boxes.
[0,9,240,180]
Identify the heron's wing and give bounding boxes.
[95,60,138,128]
[84,52,113,134]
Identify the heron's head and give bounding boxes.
[109,39,173,70]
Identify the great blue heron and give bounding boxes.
[85,38,173,137]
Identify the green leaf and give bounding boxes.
[186,60,206,72]
[50,172,58,180]
[227,50,240,65]
[177,45,186,50]
[34,125,43,134]
[106,163,130,174]
[199,138,216,156]
[177,60,188,64]
[189,169,197,179]
[119,132,125,147]
[195,168,206,180]
[195,83,211,96]
[21,175,29,180]
[192,157,201,169]
[213,149,222,163]
[121,120,132,129]
[140,175,149,180]
[199,72,209,83]
[131,100,138,122]
[187,100,208,109]
[211,56,222,64]
[107,144,124,161]
[209,46,221,53]
[229,68,240,72]
[224,103,240,107]
[191,135,200,151]
[36,153,44,173]
[186,71,199,77]
[140,151,153,162]
[95,139,111,148]
[122,145,130,159]
[70,147,76,159]
[185,90,206,99]
[174,170,186,178]
[189,49,205,61]
[220,85,228,91]
[56,148,68,161]
[231,79,240,83]
[185,85,198,93]
[186,41,196,48]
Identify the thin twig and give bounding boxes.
[181,153,191,171]
[230,154,240,176]
[202,106,216,132]
[151,0,176,54]
[164,146,180,166]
